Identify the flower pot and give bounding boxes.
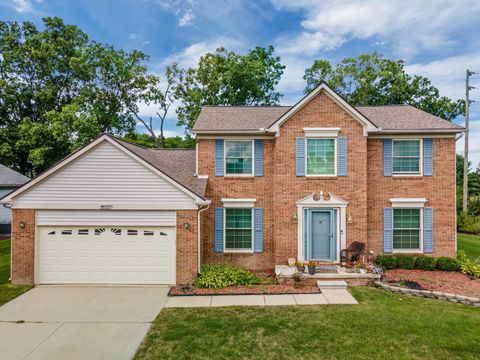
[288,258,296,267]
[308,266,316,275]
[297,266,304,273]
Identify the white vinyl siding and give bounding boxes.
[13,142,196,210]
[0,188,13,223]
[37,210,176,226]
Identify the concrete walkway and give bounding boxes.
[0,286,169,360]
[165,289,357,308]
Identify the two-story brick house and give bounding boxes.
[3,83,462,285]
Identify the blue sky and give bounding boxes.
[1,0,480,167]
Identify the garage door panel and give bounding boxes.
[38,226,176,284]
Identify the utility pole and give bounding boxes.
[463,69,476,213]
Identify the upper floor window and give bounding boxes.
[393,140,421,175]
[306,138,336,176]
[225,140,253,175]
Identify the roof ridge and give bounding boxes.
[355,104,409,107]
[202,105,292,108]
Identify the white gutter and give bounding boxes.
[197,203,210,274]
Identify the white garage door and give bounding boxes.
[38,226,176,284]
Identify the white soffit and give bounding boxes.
[303,128,340,137]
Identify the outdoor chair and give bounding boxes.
[340,242,366,263]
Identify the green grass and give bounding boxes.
[458,233,480,259]
[135,287,480,360]
[0,239,31,305]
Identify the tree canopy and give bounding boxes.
[0,17,157,176]
[303,53,462,120]
[169,46,285,133]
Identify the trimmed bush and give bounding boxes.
[396,255,415,270]
[375,255,397,270]
[457,251,480,278]
[436,257,460,272]
[194,264,260,289]
[415,256,437,271]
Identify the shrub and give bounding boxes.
[414,256,437,271]
[457,213,480,234]
[436,257,459,272]
[375,256,397,270]
[193,264,260,289]
[396,255,415,270]
[457,251,480,278]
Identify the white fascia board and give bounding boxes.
[303,128,341,137]
[267,83,380,136]
[390,198,427,208]
[221,198,256,208]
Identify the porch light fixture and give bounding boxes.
[184,222,191,230]
[291,212,298,224]
[19,221,25,229]
[347,213,353,224]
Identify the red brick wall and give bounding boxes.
[367,138,457,257]
[11,209,35,285]
[272,93,368,263]
[198,139,275,270]
[176,210,199,284]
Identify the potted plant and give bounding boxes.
[296,260,305,273]
[344,261,355,273]
[288,258,296,267]
[353,261,369,274]
[307,261,317,275]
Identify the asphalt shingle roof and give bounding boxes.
[193,104,463,133]
[0,164,29,187]
[112,137,207,198]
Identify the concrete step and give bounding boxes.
[317,280,348,290]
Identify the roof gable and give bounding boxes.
[267,82,379,136]
[0,164,29,187]
[1,135,208,205]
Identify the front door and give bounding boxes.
[311,211,332,260]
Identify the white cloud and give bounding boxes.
[271,0,480,58]
[158,37,243,69]
[178,10,195,27]
[129,33,150,46]
[12,0,34,13]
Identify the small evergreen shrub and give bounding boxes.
[414,256,437,271]
[194,264,260,289]
[436,257,459,272]
[375,256,397,270]
[457,251,480,278]
[396,255,415,270]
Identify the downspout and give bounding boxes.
[197,203,210,275]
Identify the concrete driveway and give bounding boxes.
[0,286,169,360]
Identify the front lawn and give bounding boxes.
[458,233,480,259]
[135,287,480,360]
[0,239,31,305]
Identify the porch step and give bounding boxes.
[317,281,348,290]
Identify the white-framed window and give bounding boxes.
[224,208,253,252]
[225,140,254,175]
[393,139,422,175]
[393,208,422,252]
[306,138,337,176]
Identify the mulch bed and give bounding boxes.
[169,284,320,296]
[384,269,480,298]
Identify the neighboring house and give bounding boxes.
[0,164,29,236]
[1,83,463,286]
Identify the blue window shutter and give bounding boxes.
[424,208,434,253]
[214,208,224,253]
[384,208,393,253]
[337,136,348,176]
[383,139,393,176]
[253,208,263,253]
[215,140,224,176]
[423,138,433,176]
[296,137,305,176]
[254,140,263,176]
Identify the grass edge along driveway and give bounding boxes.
[135,287,480,360]
[0,239,31,305]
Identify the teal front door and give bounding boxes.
[311,211,332,260]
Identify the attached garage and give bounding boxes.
[1,135,209,285]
